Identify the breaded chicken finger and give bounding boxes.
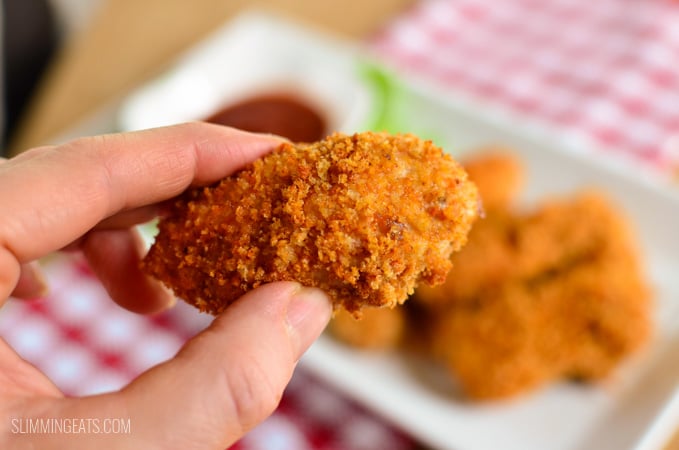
[143,131,479,314]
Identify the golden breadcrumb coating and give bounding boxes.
[414,150,523,308]
[428,191,651,399]
[327,148,651,401]
[414,212,516,308]
[143,131,479,315]
[327,149,520,348]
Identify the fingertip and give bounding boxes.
[106,281,330,448]
[0,248,19,304]
[10,261,48,300]
[215,281,302,319]
[285,286,332,360]
[126,277,177,315]
[208,282,331,360]
[82,228,176,314]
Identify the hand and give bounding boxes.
[0,123,332,449]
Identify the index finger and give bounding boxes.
[0,122,283,262]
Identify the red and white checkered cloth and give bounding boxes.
[0,255,414,450]
[371,0,679,168]
[1,0,678,449]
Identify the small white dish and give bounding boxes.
[118,12,374,135]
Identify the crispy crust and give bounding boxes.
[333,151,523,352]
[142,132,479,314]
[414,150,524,308]
[427,192,651,399]
[325,148,651,400]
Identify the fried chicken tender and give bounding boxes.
[414,213,516,308]
[415,150,523,308]
[325,147,650,400]
[332,150,523,347]
[415,191,641,310]
[428,192,651,399]
[327,147,650,400]
[142,131,480,315]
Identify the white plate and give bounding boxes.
[119,11,679,450]
[304,85,679,450]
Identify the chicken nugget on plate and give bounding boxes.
[429,192,651,399]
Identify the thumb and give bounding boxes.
[124,281,332,449]
[30,282,331,450]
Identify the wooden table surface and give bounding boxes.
[8,1,679,448]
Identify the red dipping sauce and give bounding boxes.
[205,94,327,142]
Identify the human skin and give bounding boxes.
[0,122,332,449]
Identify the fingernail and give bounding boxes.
[28,262,49,297]
[286,287,332,359]
[158,282,178,309]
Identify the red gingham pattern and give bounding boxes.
[1,1,678,448]
[0,254,209,396]
[0,254,414,449]
[371,0,679,169]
